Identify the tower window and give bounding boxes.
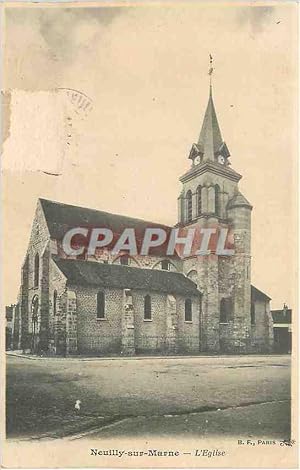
[197,185,202,216]
[34,253,39,288]
[161,259,170,270]
[144,295,152,320]
[215,184,220,216]
[186,190,192,222]
[120,255,129,266]
[53,290,57,316]
[185,298,192,322]
[251,302,256,325]
[220,297,232,323]
[97,291,105,319]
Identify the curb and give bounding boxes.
[6,352,289,362]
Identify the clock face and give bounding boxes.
[194,155,201,165]
[218,155,225,165]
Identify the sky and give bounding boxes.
[2,1,298,310]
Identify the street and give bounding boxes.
[6,354,291,440]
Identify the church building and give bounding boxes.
[9,83,274,356]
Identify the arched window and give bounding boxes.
[34,253,39,287]
[215,184,220,216]
[197,185,202,216]
[31,295,39,320]
[185,298,192,322]
[120,255,129,266]
[53,290,57,316]
[186,190,192,222]
[161,259,170,271]
[144,295,152,320]
[220,297,232,323]
[97,291,105,319]
[251,302,256,325]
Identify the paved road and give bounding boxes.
[6,354,291,440]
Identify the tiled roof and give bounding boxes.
[227,191,252,210]
[53,257,200,296]
[40,198,176,257]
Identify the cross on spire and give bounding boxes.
[208,53,214,88]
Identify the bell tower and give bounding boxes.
[177,81,243,225]
[178,60,253,353]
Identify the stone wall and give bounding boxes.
[48,259,68,354]
[133,290,167,353]
[180,200,253,354]
[251,297,274,353]
[219,321,251,353]
[177,295,201,353]
[66,290,78,355]
[166,295,178,354]
[64,284,200,356]
[19,200,52,352]
[121,289,135,355]
[74,285,123,354]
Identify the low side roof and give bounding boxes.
[53,257,199,296]
[227,191,253,210]
[251,285,271,301]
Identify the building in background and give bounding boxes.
[5,305,14,350]
[5,303,20,350]
[271,304,292,354]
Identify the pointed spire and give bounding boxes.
[197,86,224,161]
[189,57,230,163]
